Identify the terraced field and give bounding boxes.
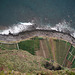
[18,37,40,55]
[49,38,75,68]
[36,39,50,58]
[65,45,75,68]
[0,43,18,50]
[52,39,71,65]
[0,37,75,68]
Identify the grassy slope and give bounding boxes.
[0,50,75,75]
[0,43,18,50]
[0,37,75,74]
[0,69,75,75]
[0,37,75,69]
[0,50,46,73]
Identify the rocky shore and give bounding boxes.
[0,29,75,46]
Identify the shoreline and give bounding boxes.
[0,29,75,46]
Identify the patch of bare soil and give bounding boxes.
[36,39,50,58]
[50,38,56,61]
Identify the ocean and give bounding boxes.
[0,0,75,36]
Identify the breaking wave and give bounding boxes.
[0,20,75,38]
[36,20,75,38]
[0,22,35,35]
[51,20,75,37]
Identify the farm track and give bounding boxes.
[43,40,50,58]
[36,40,50,58]
[50,39,56,61]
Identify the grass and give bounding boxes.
[54,39,60,64]
[58,40,66,64]
[0,45,6,50]
[0,50,62,74]
[66,45,75,68]
[18,40,35,55]
[0,68,75,75]
[53,39,71,65]
[0,50,46,73]
[0,43,18,50]
[18,37,40,55]
[31,37,43,40]
[49,38,56,60]
[69,46,74,52]
[66,53,71,60]
[69,55,73,61]
[46,38,53,59]
[66,52,73,62]
[72,48,75,55]
[62,42,71,66]
[71,59,75,68]
[0,37,75,68]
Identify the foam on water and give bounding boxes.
[36,20,75,38]
[0,22,34,35]
[51,20,75,37]
[0,20,75,38]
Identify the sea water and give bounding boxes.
[0,0,75,37]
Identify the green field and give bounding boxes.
[0,43,18,50]
[18,37,40,55]
[0,37,75,68]
[0,50,47,73]
[50,39,71,65]
[0,50,75,75]
[66,45,75,68]
[46,38,53,59]
[72,59,75,68]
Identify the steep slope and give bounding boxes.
[0,37,75,68]
[0,50,46,73]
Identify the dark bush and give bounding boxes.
[44,62,61,70]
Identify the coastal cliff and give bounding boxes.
[0,29,75,46]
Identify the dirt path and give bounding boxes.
[50,39,56,61]
[36,40,50,58]
[36,40,46,58]
[40,40,46,58]
[42,40,50,58]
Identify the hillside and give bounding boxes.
[0,50,75,75]
[0,50,63,74]
[0,36,75,75]
[0,37,75,68]
[0,50,46,72]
